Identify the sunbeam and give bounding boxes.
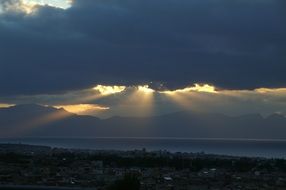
[158,84,217,110]
[13,106,73,136]
[123,85,155,116]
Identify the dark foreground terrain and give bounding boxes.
[0,144,286,190]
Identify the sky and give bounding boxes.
[0,0,285,118]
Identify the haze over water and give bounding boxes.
[1,138,285,158]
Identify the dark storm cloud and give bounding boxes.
[0,0,285,95]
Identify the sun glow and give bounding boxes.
[55,104,109,114]
[161,91,193,109]
[22,0,72,9]
[138,85,155,93]
[160,84,217,94]
[20,2,36,14]
[255,87,286,94]
[158,84,216,110]
[0,104,15,108]
[93,85,126,95]
[120,85,155,116]
[0,0,73,14]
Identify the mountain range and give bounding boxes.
[0,104,286,139]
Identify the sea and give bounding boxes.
[0,137,285,158]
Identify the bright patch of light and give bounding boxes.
[0,0,72,14]
[160,84,217,94]
[0,103,14,108]
[123,85,155,116]
[138,85,155,93]
[93,85,126,95]
[22,0,72,9]
[19,2,36,14]
[55,104,109,114]
[255,88,286,94]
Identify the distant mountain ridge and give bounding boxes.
[0,104,286,139]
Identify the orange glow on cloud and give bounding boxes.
[0,104,14,108]
[158,84,217,110]
[255,88,286,94]
[55,104,109,114]
[160,83,217,94]
[138,85,155,93]
[93,85,126,95]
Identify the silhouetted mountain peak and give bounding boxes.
[0,106,286,139]
[0,104,73,117]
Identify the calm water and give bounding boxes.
[0,137,285,158]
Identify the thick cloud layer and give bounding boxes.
[2,86,286,118]
[0,0,285,95]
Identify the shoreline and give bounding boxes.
[0,143,283,160]
[0,137,286,159]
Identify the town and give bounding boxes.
[0,144,285,190]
